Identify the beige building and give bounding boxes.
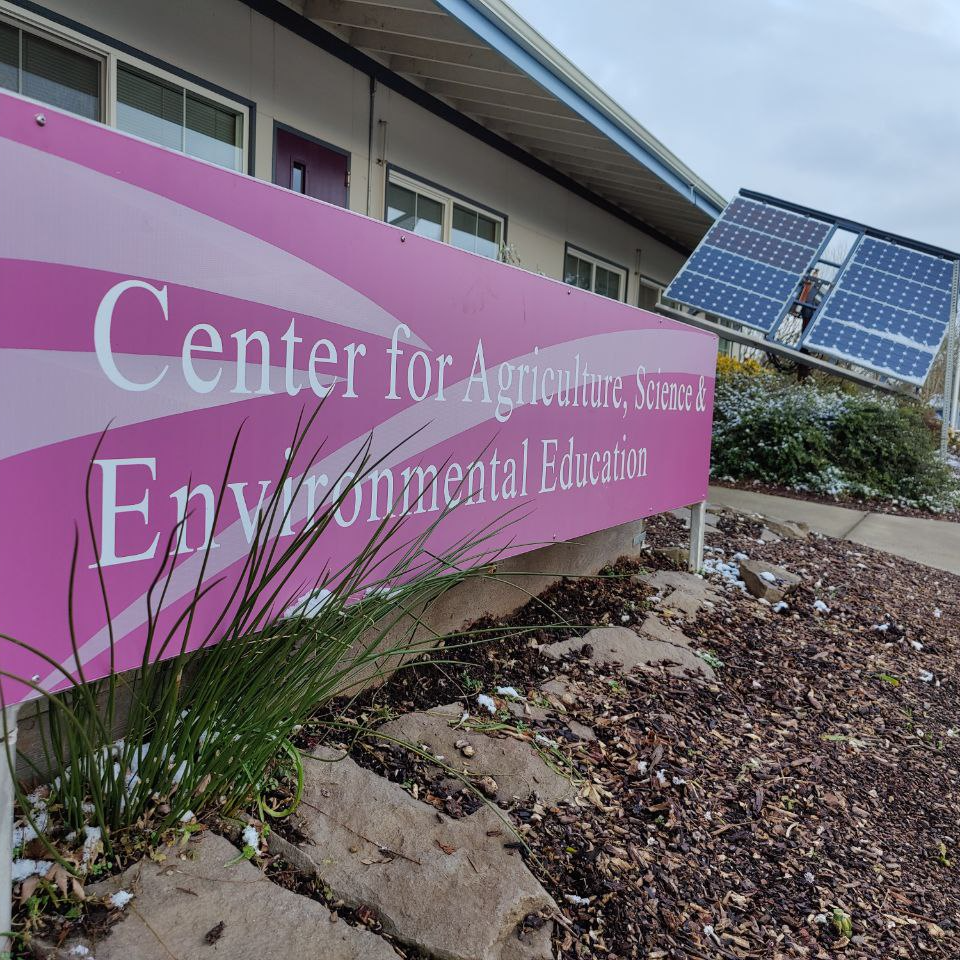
[0,0,723,309]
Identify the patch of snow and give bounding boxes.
[495,686,522,700]
[672,776,686,786]
[242,825,260,850]
[759,571,777,583]
[180,809,196,822]
[12,859,53,883]
[655,769,668,787]
[910,640,924,651]
[108,890,134,910]
[702,555,746,592]
[919,670,935,684]
[804,871,815,884]
[732,552,749,562]
[772,601,789,613]
[564,894,591,906]
[13,791,50,850]
[68,947,93,958]
[534,733,557,748]
[283,587,333,619]
[476,694,496,714]
[813,600,830,614]
[934,608,943,619]
[873,623,889,633]
[81,826,102,869]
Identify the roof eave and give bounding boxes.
[432,0,726,221]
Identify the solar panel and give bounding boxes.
[665,196,831,333]
[803,236,957,385]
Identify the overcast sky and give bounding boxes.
[509,0,959,252]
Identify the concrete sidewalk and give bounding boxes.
[708,486,960,576]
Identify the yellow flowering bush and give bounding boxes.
[715,354,765,377]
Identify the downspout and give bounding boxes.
[365,75,376,216]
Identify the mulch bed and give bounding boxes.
[712,478,959,523]
[348,509,960,959]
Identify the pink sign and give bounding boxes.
[0,92,717,707]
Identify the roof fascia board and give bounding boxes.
[241,0,694,253]
[433,0,725,220]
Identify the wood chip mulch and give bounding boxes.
[351,509,960,959]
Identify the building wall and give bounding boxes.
[1,0,685,297]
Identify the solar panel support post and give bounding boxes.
[687,501,706,572]
[952,315,960,433]
[941,263,960,457]
[942,318,955,458]
[765,221,840,345]
[1,704,20,957]
[796,231,866,351]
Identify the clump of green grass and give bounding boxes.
[2,408,512,860]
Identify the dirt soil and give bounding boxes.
[343,509,960,959]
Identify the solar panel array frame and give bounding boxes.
[802,236,958,386]
[664,196,832,334]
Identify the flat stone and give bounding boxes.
[638,615,692,647]
[542,625,714,681]
[378,703,575,805]
[41,833,394,960]
[762,516,810,540]
[270,747,556,960]
[759,527,783,544]
[506,699,552,723]
[566,719,596,741]
[653,545,688,566]
[739,559,802,602]
[639,570,721,619]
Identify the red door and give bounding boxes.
[274,126,348,207]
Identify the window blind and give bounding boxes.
[0,22,17,92]
[21,32,99,119]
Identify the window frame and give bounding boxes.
[562,243,629,303]
[0,10,107,121]
[384,166,507,259]
[0,3,252,173]
[115,58,248,173]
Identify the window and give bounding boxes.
[0,10,249,173]
[451,204,500,259]
[290,161,306,194]
[563,247,627,302]
[117,63,243,172]
[0,19,102,120]
[638,277,664,311]
[386,171,503,259]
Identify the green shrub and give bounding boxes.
[712,369,960,512]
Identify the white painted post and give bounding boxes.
[1,705,20,956]
[688,501,706,572]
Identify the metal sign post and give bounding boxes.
[687,501,706,572]
[1,705,20,956]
